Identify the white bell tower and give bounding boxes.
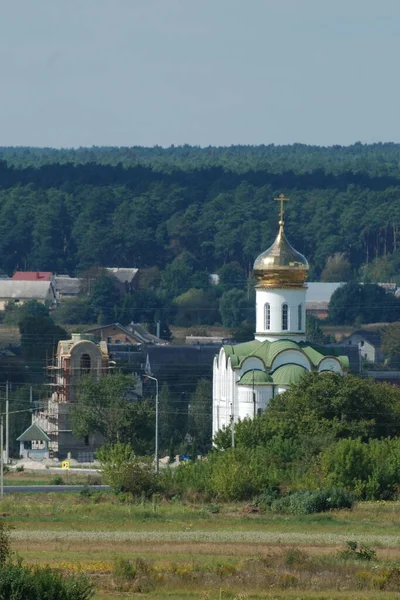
[253,194,309,343]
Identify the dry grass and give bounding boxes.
[4,496,400,600]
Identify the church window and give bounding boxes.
[80,353,91,375]
[298,304,302,330]
[264,303,271,330]
[282,304,288,330]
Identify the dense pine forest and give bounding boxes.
[0,143,399,283]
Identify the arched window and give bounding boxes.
[282,303,288,330]
[264,303,271,330]
[80,353,91,375]
[298,304,302,331]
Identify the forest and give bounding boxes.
[0,143,399,283]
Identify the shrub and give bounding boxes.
[338,541,377,562]
[98,443,157,499]
[50,476,65,486]
[270,488,354,515]
[15,465,24,473]
[0,563,94,600]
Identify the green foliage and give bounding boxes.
[0,521,93,600]
[97,442,157,499]
[0,563,94,600]
[382,322,400,367]
[305,315,326,344]
[51,476,65,485]
[321,253,353,282]
[321,437,400,500]
[71,372,154,450]
[187,378,212,452]
[53,298,94,325]
[270,488,354,515]
[219,289,248,328]
[328,282,400,325]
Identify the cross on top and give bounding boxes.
[274,193,289,223]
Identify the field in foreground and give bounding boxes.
[2,493,400,599]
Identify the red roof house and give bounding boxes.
[12,272,53,281]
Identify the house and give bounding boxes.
[342,329,383,364]
[54,275,81,299]
[0,280,56,310]
[17,423,50,461]
[106,268,139,293]
[306,282,345,319]
[85,322,166,346]
[35,333,111,460]
[12,271,54,283]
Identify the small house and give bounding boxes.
[342,329,383,364]
[17,423,50,461]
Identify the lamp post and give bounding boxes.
[146,375,159,474]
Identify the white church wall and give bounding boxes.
[237,357,265,376]
[270,349,311,372]
[318,357,343,373]
[255,288,307,342]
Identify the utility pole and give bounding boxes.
[0,389,3,496]
[230,402,235,448]
[145,374,159,473]
[5,382,9,465]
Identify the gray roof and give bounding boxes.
[55,276,81,296]
[306,282,345,304]
[0,280,54,300]
[106,268,138,284]
[86,322,165,345]
[17,423,50,442]
[345,329,382,347]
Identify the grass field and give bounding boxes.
[1,492,400,599]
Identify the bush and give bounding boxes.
[50,476,65,486]
[338,541,377,562]
[0,563,94,600]
[0,521,93,600]
[97,443,157,499]
[270,488,354,515]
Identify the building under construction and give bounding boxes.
[35,333,110,460]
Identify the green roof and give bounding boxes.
[17,423,50,443]
[272,364,308,385]
[238,370,273,385]
[222,339,349,371]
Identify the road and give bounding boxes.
[2,485,110,494]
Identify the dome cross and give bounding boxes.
[275,193,289,225]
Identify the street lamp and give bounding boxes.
[145,375,159,474]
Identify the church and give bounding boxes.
[212,195,349,437]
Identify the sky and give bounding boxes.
[1,0,399,148]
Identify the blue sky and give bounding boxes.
[1,0,399,147]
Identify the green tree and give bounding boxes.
[328,282,400,325]
[218,261,246,290]
[219,289,248,328]
[381,322,400,367]
[71,373,153,446]
[321,253,353,282]
[306,314,326,344]
[19,314,68,380]
[187,378,212,452]
[97,442,157,498]
[89,274,120,323]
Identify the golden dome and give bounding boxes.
[253,221,309,288]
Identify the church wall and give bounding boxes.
[318,357,343,373]
[270,350,311,372]
[255,288,307,341]
[237,385,273,420]
[238,357,265,375]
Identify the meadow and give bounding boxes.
[1,491,400,599]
